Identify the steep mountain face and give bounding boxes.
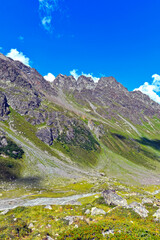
[0,53,160,185]
[54,74,160,125]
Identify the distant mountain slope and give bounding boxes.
[0,53,160,185]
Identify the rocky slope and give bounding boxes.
[0,53,160,186]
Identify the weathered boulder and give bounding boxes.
[128,202,149,218]
[102,190,127,207]
[85,209,91,215]
[36,127,53,145]
[153,209,160,221]
[142,198,153,205]
[0,136,8,147]
[91,207,106,216]
[63,216,84,225]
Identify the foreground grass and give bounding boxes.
[0,198,159,239]
[0,180,159,239]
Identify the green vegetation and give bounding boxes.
[0,139,24,159]
[0,184,159,240]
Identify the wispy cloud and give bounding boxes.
[38,0,60,32]
[70,69,99,82]
[134,74,160,104]
[18,36,24,41]
[0,47,3,50]
[44,72,55,82]
[6,49,30,66]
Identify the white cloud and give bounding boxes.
[42,16,52,30]
[18,36,24,41]
[70,69,99,82]
[44,72,55,82]
[70,69,79,80]
[134,74,160,104]
[6,49,30,66]
[38,0,60,32]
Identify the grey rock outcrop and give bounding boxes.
[36,127,53,145]
[102,190,128,207]
[142,198,153,204]
[0,91,9,118]
[76,75,96,91]
[36,114,99,150]
[53,74,77,91]
[91,207,106,216]
[128,201,149,218]
[153,208,160,220]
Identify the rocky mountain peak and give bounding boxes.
[76,75,96,91]
[53,74,76,91]
[97,76,128,92]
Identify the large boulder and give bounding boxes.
[102,190,127,207]
[128,202,149,218]
[142,198,153,205]
[91,207,106,216]
[153,209,160,221]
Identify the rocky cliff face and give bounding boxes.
[52,74,160,125]
[0,53,57,116]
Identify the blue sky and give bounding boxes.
[0,0,160,102]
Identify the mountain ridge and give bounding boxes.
[0,53,160,186]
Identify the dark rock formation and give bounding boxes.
[36,113,99,150]
[0,91,9,118]
[36,127,53,145]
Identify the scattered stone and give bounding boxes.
[63,216,84,225]
[102,229,114,237]
[45,205,52,210]
[102,190,128,207]
[46,224,51,228]
[46,236,54,240]
[0,209,9,215]
[128,202,149,218]
[28,223,34,228]
[154,200,160,207]
[91,207,106,216]
[85,209,91,215]
[142,198,153,204]
[100,172,105,176]
[153,209,160,221]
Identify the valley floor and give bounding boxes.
[0,178,160,239]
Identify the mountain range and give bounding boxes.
[0,52,160,186]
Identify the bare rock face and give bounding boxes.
[36,127,53,145]
[36,113,100,150]
[102,190,128,207]
[76,75,96,91]
[0,91,9,118]
[0,54,57,116]
[53,74,77,91]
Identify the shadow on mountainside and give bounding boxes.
[136,137,160,151]
[0,158,42,187]
[15,176,42,187]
